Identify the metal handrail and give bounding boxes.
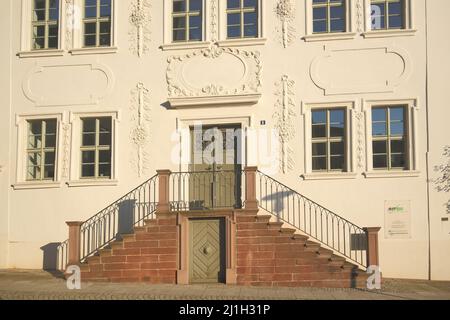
[169,170,243,211]
[56,174,158,269]
[257,170,368,268]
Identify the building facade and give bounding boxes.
[0,0,449,283]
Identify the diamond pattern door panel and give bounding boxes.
[189,218,225,283]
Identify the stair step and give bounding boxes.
[99,249,112,257]
[328,255,347,267]
[86,255,101,264]
[279,228,296,234]
[121,234,136,242]
[143,219,157,226]
[110,241,124,250]
[291,234,309,242]
[304,241,321,252]
[236,215,271,223]
[267,222,283,230]
[133,226,146,233]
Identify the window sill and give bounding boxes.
[17,49,65,58]
[160,41,211,51]
[302,32,357,42]
[216,38,267,47]
[362,29,417,39]
[363,171,421,179]
[67,179,119,188]
[69,47,118,55]
[12,181,62,190]
[301,172,358,181]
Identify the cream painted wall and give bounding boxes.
[426,0,450,281]
[1,0,449,280]
[0,0,12,269]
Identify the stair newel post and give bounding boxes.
[244,166,258,210]
[364,227,381,267]
[66,221,83,265]
[156,169,171,214]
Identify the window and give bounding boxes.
[371,0,405,30]
[32,0,60,49]
[26,119,57,181]
[311,108,346,172]
[83,0,112,47]
[80,117,112,179]
[371,106,407,170]
[226,0,259,39]
[312,0,346,34]
[172,0,203,42]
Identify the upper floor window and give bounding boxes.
[83,0,112,47]
[80,117,112,179]
[26,119,57,181]
[32,0,60,49]
[372,106,407,170]
[312,0,346,34]
[311,108,346,172]
[226,0,259,39]
[371,0,405,30]
[172,0,203,42]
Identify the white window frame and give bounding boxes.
[69,0,118,55]
[362,0,416,38]
[301,101,357,180]
[217,0,266,47]
[304,0,356,42]
[363,99,420,178]
[162,0,210,50]
[19,0,65,58]
[13,113,64,190]
[68,111,120,187]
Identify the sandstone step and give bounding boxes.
[110,241,124,250]
[120,234,136,242]
[279,228,296,235]
[133,226,147,233]
[236,215,272,223]
[99,249,112,257]
[303,241,321,252]
[267,222,283,230]
[86,255,101,264]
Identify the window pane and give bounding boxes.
[27,166,41,180]
[189,28,202,41]
[173,29,186,41]
[48,36,58,49]
[99,133,111,146]
[227,0,240,9]
[82,151,95,164]
[82,133,96,146]
[312,110,326,124]
[30,121,42,135]
[330,141,344,156]
[312,143,326,156]
[45,134,56,148]
[98,164,111,177]
[391,140,405,153]
[82,118,96,133]
[85,6,97,18]
[391,154,406,168]
[373,140,387,154]
[34,0,46,10]
[227,12,240,25]
[312,125,326,138]
[99,150,111,163]
[330,156,345,170]
[373,154,388,169]
[371,3,386,30]
[28,134,42,149]
[244,0,257,8]
[45,151,55,166]
[33,9,46,21]
[84,35,96,46]
[227,25,241,38]
[100,4,111,17]
[189,0,202,11]
[312,157,327,171]
[28,153,41,167]
[44,165,55,179]
[33,37,45,50]
[100,21,111,34]
[99,34,111,46]
[372,123,387,136]
[173,16,186,29]
[390,122,404,136]
[372,108,386,121]
[173,0,186,12]
[330,110,345,137]
[82,164,95,177]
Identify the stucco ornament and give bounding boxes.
[275,0,296,48]
[62,123,71,179]
[166,44,262,98]
[355,110,365,170]
[130,83,151,177]
[210,0,218,42]
[273,75,296,173]
[434,146,450,213]
[129,0,151,57]
[356,0,364,33]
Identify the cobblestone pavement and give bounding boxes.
[0,270,449,300]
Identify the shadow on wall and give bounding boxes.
[40,243,65,278]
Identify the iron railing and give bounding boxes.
[56,239,69,272]
[169,170,243,211]
[56,174,158,269]
[257,171,368,268]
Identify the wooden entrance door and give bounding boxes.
[189,125,242,210]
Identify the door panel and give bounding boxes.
[189,125,242,210]
[189,218,226,284]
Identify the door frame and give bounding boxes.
[188,217,226,284]
[176,210,237,285]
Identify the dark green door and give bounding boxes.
[189,218,226,284]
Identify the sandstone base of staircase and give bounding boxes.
[77,209,369,288]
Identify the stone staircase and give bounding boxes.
[80,208,369,288]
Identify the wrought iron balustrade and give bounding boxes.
[256,171,368,268]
